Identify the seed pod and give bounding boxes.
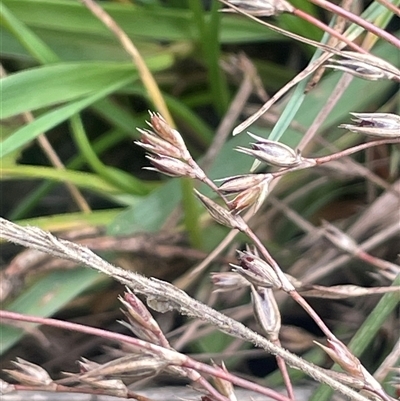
[4,358,53,387]
[218,174,269,193]
[212,361,238,401]
[314,338,364,379]
[228,175,272,214]
[328,52,400,81]
[236,133,302,167]
[251,286,281,341]
[238,251,282,289]
[135,128,183,159]
[339,112,400,137]
[148,112,191,159]
[211,272,250,292]
[221,0,294,16]
[194,189,246,230]
[120,289,160,332]
[145,155,195,178]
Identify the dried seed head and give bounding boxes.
[4,358,53,386]
[233,250,281,288]
[251,286,281,341]
[339,112,400,137]
[0,379,15,394]
[145,154,196,178]
[228,175,272,214]
[328,52,400,81]
[78,358,100,374]
[194,189,246,230]
[217,174,269,193]
[148,112,191,159]
[211,271,251,292]
[121,289,158,328]
[80,354,167,379]
[212,361,237,401]
[135,128,183,159]
[217,173,273,214]
[79,377,128,397]
[314,338,364,380]
[321,221,358,254]
[221,0,294,16]
[324,59,395,80]
[236,133,302,167]
[119,311,161,344]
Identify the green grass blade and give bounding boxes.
[0,268,105,355]
[0,77,134,158]
[2,0,281,44]
[9,130,129,220]
[2,165,126,195]
[1,58,171,119]
[15,209,122,232]
[310,274,400,401]
[0,1,58,63]
[69,115,150,196]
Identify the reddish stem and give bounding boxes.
[308,0,400,49]
[0,310,293,401]
[315,137,400,165]
[293,8,368,54]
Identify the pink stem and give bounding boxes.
[308,0,400,49]
[0,310,293,401]
[293,8,368,54]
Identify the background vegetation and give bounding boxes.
[1,0,399,399]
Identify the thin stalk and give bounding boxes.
[69,115,148,195]
[204,0,230,115]
[0,310,293,401]
[0,6,90,213]
[9,130,127,220]
[310,274,400,401]
[308,0,400,49]
[292,8,367,54]
[181,178,203,249]
[79,0,173,125]
[190,0,229,115]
